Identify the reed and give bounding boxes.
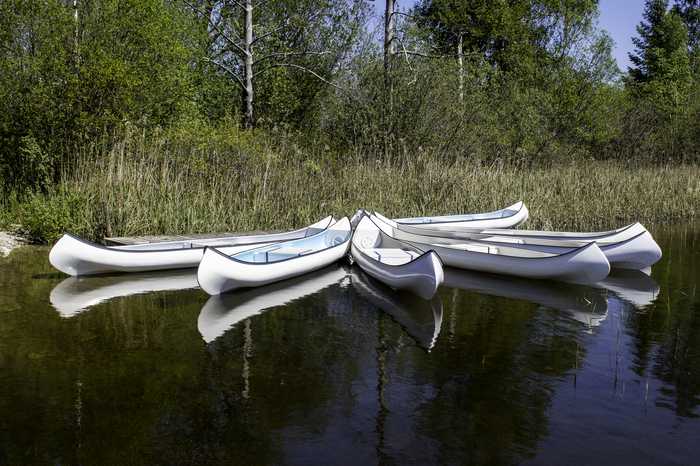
[3,130,699,242]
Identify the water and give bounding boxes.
[0,225,698,465]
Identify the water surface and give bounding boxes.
[0,224,697,465]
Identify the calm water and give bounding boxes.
[0,225,698,465]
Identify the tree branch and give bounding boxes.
[253,50,331,65]
[204,57,245,89]
[184,0,247,56]
[253,62,349,95]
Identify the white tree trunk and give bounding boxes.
[457,33,464,103]
[244,0,254,128]
[384,0,396,72]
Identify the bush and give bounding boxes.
[18,190,91,243]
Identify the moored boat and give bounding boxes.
[380,212,662,270]
[350,214,443,300]
[197,217,352,295]
[393,201,528,230]
[49,216,335,276]
[370,213,610,284]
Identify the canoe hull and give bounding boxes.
[395,201,529,230]
[351,243,444,300]
[410,240,610,284]
[49,217,334,276]
[197,218,352,295]
[49,234,274,276]
[388,217,662,270]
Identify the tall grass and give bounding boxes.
[4,129,699,242]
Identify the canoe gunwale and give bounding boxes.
[371,213,598,260]
[352,214,445,269]
[203,217,352,267]
[393,201,525,226]
[60,215,335,254]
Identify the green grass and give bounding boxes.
[2,130,699,243]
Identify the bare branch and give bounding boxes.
[253,63,349,95]
[184,0,247,56]
[253,50,331,65]
[204,57,245,89]
[251,19,290,45]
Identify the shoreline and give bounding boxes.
[0,232,24,257]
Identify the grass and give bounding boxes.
[2,129,699,243]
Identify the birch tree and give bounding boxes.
[185,0,367,128]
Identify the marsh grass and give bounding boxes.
[3,130,699,243]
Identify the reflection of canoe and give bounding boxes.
[371,213,610,284]
[378,212,662,271]
[49,217,335,276]
[596,269,660,309]
[197,218,351,295]
[393,201,529,230]
[50,270,199,318]
[442,268,608,328]
[351,215,443,299]
[351,270,443,351]
[198,266,349,343]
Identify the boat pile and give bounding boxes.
[49,201,662,300]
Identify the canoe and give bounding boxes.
[197,217,352,295]
[198,265,349,343]
[380,212,662,270]
[351,270,443,350]
[49,216,335,276]
[50,270,199,318]
[392,201,529,230]
[369,213,610,284]
[350,214,443,300]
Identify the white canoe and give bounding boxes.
[382,213,662,270]
[50,270,199,318]
[351,215,444,300]
[392,201,529,230]
[49,216,335,276]
[351,270,443,350]
[198,265,350,343]
[197,217,352,295]
[370,213,610,284]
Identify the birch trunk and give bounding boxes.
[457,33,464,103]
[244,0,254,128]
[383,0,397,155]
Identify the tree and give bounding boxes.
[673,0,700,72]
[628,0,692,105]
[184,0,367,128]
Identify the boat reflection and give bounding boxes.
[443,268,609,329]
[443,267,661,330]
[350,270,443,351]
[50,270,199,317]
[198,265,350,343]
[596,269,660,309]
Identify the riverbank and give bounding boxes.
[0,231,24,257]
[1,133,698,244]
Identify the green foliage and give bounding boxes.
[18,190,90,244]
[629,0,692,105]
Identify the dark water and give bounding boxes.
[0,225,698,465]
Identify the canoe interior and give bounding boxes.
[105,230,277,246]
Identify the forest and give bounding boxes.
[1,0,699,242]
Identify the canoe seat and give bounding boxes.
[452,244,499,254]
[369,248,420,265]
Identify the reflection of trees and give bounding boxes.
[385,289,597,465]
[625,225,700,418]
